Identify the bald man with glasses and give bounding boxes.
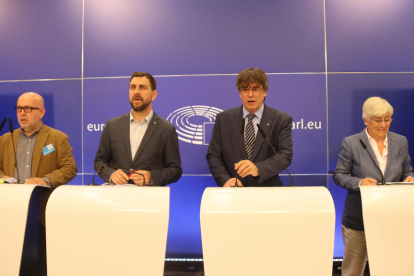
[0,92,77,275]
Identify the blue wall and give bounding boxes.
[1,0,414,258]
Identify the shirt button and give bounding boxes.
[29,139,31,141]
[130,168,133,171]
[26,165,29,168]
[27,152,30,154]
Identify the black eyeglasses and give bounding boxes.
[14,106,41,113]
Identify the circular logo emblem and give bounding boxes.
[167,105,223,145]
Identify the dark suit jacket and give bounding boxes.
[0,124,78,224]
[94,112,182,186]
[332,129,414,231]
[206,104,293,187]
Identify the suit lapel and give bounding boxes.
[384,132,394,179]
[232,107,245,160]
[132,113,159,164]
[32,125,49,177]
[121,114,133,163]
[360,130,384,180]
[360,130,379,166]
[251,105,272,161]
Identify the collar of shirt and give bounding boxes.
[242,104,263,138]
[242,103,264,120]
[365,127,388,175]
[130,110,154,125]
[129,110,153,161]
[20,123,42,138]
[365,128,388,147]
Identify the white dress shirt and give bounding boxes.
[365,128,388,175]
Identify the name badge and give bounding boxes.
[42,144,56,156]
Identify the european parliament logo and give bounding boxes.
[167,106,223,145]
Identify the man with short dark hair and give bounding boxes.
[94,72,182,186]
[207,68,293,187]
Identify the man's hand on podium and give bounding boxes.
[129,170,152,186]
[223,178,243,187]
[110,169,129,184]
[25,178,48,186]
[235,160,259,178]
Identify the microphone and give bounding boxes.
[89,165,104,185]
[256,124,295,187]
[359,139,385,185]
[105,164,147,186]
[9,118,21,184]
[235,119,245,187]
[0,118,7,133]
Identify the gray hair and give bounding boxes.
[362,97,394,121]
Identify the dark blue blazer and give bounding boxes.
[333,129,414,230]
[94,112,182,186]
[206,104,293,187]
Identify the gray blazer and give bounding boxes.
[206,104,293,187]
[94,112,182,186]
[333,129,414,230]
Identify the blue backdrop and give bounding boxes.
[1,0,414,258]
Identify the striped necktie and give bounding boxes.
[245,113,256,160]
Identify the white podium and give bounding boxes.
[360,185,414,276]
[0,184,49,276]
[200,187,335,276]
[46,185,170,276]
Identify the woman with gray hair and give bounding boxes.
[333,96,414,276]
